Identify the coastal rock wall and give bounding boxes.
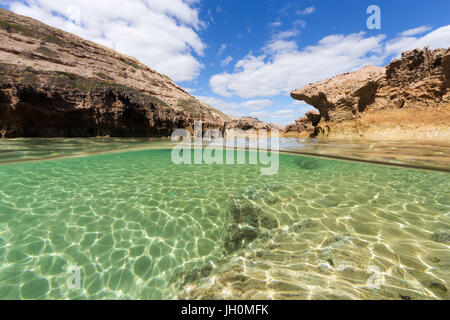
[0,9,232,138]
[224,117,282,133]
[376,48,450,110]
[289,47,450,140]
[284,111,319,137]
[0,81,199,137]
[291,66,385,123]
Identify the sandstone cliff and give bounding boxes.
[289,47,450,141]
[283,110,319,137]
[225,117,281,132]
[0,9,236,138]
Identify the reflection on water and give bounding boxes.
[0,139,448,300]
[0,138,175,164]
[0,138,449,171]
[278,138,450,172]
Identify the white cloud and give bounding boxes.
[269,21,282,28]
[295,105,317,116]
[184,87,196,93]
[195,95,244,117]
[250,109,290,118]
[7,0,205,82]
[195,93,317,124]
[210,32,387,98]
[221,56,233,66]
[241,99,272,111]
[296,6,315,16]
[399,25,432,37]
[248,104,316,125]
[210,25,450,99]
[386,25,450,56]
[272,29,300,40]
[249,108,298,121]
[196,96,272,112]
[263,39,298,55]
[217,43,227,56]
[293,20,307,28]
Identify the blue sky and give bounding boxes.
[2,0,450,124]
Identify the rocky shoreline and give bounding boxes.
[0,9,277,138]
[4,9,447,141]
[288,47,450,141]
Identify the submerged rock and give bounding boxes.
[295,157,323,171]
[289,219,318,233]
[429,282,447,293]
[320,249,339,267]
[318,261,334,273]
[432,231,450,243]
[315,233,360,275]
[224,225,259,254]
[171,263,215,289]
[323,234,354,248]
[259,212,279,230]
[223,185,284,254]
[336,264,356,273]
[243,186,263,201]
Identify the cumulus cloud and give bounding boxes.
[194,94,316,124]
[195,95,244,117]
[296,6,315,16]
[7,0,205,82]
[241,99,272,111]
[269,21,282,28]
[399,25,432,37]
[263,39,298,55]
[271,29,300,40]
[220,56,233,66]
[250,109,295,119]
[386,25,450,55]
[249,105,315,125]
[210,32,387,98]
[217,43,227,56]
[196,96,272,112]
[210,25,450,98]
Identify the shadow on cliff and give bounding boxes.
[0,84,193,138]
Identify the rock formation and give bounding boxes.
[283,110,319,137]
[289,47,450,140]
[223,185,280,254]
[225,116,281,132]
[0,9,269,138]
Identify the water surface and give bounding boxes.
[0,139,448,300]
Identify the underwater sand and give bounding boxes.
[0,140,448,300]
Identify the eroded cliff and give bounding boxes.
[289,47,450,141]
[0,9,231,138]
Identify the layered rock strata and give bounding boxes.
[0,9,273,138]
[289,47,450,140]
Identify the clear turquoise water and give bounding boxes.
[0,146,449,300]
